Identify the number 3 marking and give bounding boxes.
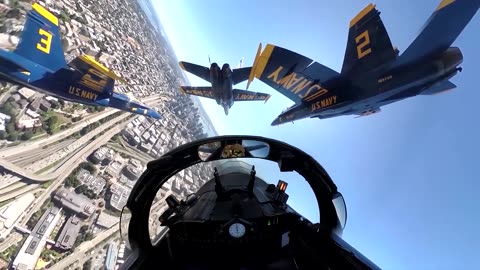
[355,30,372,59]
[36,28,52,54]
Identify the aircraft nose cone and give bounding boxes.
[223,104,229,115]
[148,110,162,119]
[271,117,281,126]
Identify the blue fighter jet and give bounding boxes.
[0,3,161,119]
[247,0,479,126]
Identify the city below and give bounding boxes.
[0,0,218,269]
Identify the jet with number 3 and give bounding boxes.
[246,0,479,126]
[178,57,271,116]
[0,3,161,119]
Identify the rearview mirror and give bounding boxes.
[198,139,270,161]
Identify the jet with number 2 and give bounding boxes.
[0,3,161,119]
[247,0,479,126]
[178,58,271,116]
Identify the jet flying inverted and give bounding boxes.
[0,3,161,119]
[247,0,479,126]
[178,57,271,115]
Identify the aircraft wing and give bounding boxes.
[232,89,271,102]
[179,61,211,83]
[420,80,457,95]
[179,86,215,100]
[231,67,252,85]
[398,0,480,65]
[248,43,340,104]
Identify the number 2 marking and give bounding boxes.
[36,28,52,54]
[355,30,372,59]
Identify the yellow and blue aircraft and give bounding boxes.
[0,3,161,119]
[247,0,479,126]
[178,57,271,116]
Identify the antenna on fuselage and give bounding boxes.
[208,55,211,65]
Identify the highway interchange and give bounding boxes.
[0,95,171,266]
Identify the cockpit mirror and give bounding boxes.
[332,193,347,229]
[198,139,270,161]
[198,141,222,161]
[241,140,270,158]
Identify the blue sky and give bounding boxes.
[152,1,480,269]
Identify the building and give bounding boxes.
[53,188,96,218]
[104,242,118,270]
[77,168,106,195]
[117,242,126,262]
[12,207,62,270]
[28,97,51,112]
[0,113,11,123]
[128,136,141,146]
[55,216,81,250]
[16,118,42,130]
[170,177,185,196]
[103,150,114,165]
[0,112,11,132]
[18,99,29,108]
[25,109,40,119]
[138,142,152,152]
[122,164,141,181]
[90,147,110,164]
[0,33,17,49]
[109,183,130,211]
[95,211,118,229]
[17,87,36,101]
[105,156,125,178]
[119,174,136,189]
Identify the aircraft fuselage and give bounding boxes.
[0,53,110,107]
[0,53,158,118]
[274,47,463,124]
[209,63,234,114]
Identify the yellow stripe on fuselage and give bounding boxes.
[436,0,455,11]
[79,55,127,84]
[32,3,59,26]
[350,3,375,28]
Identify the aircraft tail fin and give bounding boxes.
[397,0,480,66]
[341,4,398,76]
[15,3,66,71]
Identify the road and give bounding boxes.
[0,159,56,182]
[0,110,137,202]
[108,143,153,163]
[0,97,164,184]
[107,142,152,164]
[23,109,134,173]
[16,119,131,217]
[0,231,22,252]
[0,95,163,158]
[0,96,168,257]
[6,139,75,167]
[0,184,39,203]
